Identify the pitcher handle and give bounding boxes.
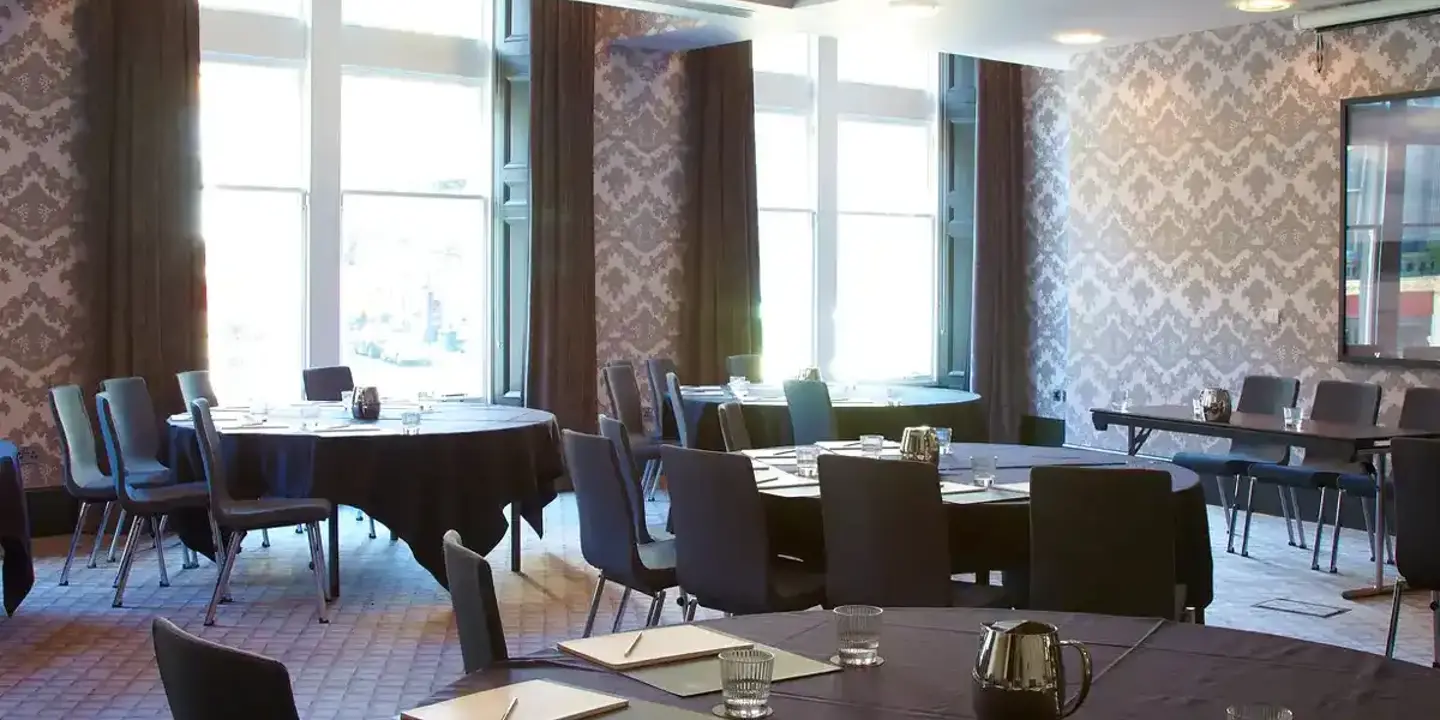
[1058,640,1093,718]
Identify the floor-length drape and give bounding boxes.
[79,0,204,417]
[680,42,762,385]
[526,0,597,432]
[972,60,1027,444]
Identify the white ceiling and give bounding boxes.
[610,0,1333,68]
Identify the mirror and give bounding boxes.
[1341,90,1440,364]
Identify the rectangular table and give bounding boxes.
[1091,404,1440,599]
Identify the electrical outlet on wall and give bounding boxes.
[1050,389,1067,403]
[1263,307,1282,323]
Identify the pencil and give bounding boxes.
[499,697,518,720]
[623,631,644,658]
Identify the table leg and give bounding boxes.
[328,504,340,599]
[510,503,522,573]
[1343,452,1392,600]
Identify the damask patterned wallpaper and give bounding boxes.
[1026,17,1440,455]
[0,0,83,488]
[593,7,687,422]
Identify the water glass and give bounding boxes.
[401,411,423,436]
[1283,407,1298,428]
[417,391,435,412]
[971,455,998,487]
[1191,397,1204,419]
[299,404,321,431]
[340,390,354,407]
[1114,390,1132,411]
[728,376,750,399]
[794,445,820,477]
[934,427,952,455]
[249,399,270,422]
[717,648,775,718]
[1226,705,1293,720]
[859,434,885,458]
[832,605,884,667]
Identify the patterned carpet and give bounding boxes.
[0,493,1432,719]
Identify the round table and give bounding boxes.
[676,385,984,449]
[164,401,562,595]
[423,608,1440,718]
[749,443,1212,614]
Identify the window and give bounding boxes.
[200,0,492,402]
[753,36,939,382]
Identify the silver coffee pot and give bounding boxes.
[1198,387,1233,423]
[973,620,1092,720]
[899,426,940,465]
[351,386,381,421]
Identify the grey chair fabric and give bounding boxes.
[442,530,509,674]
[1386,437,1440,663]
[301,366,354,401]
[603,363,660,463]
[50,385,115,502]
[666,372,694,449]
[597,414,665,543]
[99,376,171,484]
[1398,387,1440,433]
[176,370,218,408]
[726,354,762,382]
[783,380,837,445]
[662,445,825,615]
[818,454,1008,609]
[1029,466,1178,620]
[152,617,300,720]
[718,402,752,451]
[646,357,679,436]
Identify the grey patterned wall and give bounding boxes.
[0,0,82,488]
[1025,16,1440,455]
[593,7,687,421]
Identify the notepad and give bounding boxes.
[401,680,627,720]
[939,481,987,495]
[558,625,753,671]
[626,643,839,697]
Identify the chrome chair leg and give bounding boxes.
[1385,580,1405,659]
[205,530,244,626]
[153,516,171,587]
[1361,496,1377,562]
[295,523,305,535]
[112,516,144,607]
[1329,490,1345,573]
[356,508,364,521]
[209,513,224,566]
[582,574,607,638]
[107,509,128,562]
[1288,487,1307,549]
[1309,488,1327,571]
[1214,475,1234,534]
[1240,478,1257,557]
[645,460,662,501]
[1278,487,1296,547]
[304,522,331,623]
[1384,500,1396,566]
[368,517,377,540]
[1226,477,1247,554]
[646,589,668,627]
[1431,591,1439,669]
[684,596,699,622]
[87,501,114,569]
[113,515,141,589]
[261,528,271,548]
[59,501,92,586]
[613,587,633,633]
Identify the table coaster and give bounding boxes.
[625,643,839,697]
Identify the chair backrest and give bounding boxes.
[562,430,644,583]
[602,363,648,437]
[99,376,161,468]
[818,454,951,607]
[189,398,239,521]
[597,414,649,542]
[95,392,136,510]
[176,370,218,408]
[152,617,301,720]
[666,372,692,448]
[726,354,762,382]
[1029,466,1177,619]
[1229,375,1300,462]
[718,402,753,451]
[1391,437,1440,591]
[1307,380,1382,463]
[442,530,509,674]
[49,385,108,497]
[661,445,772,613]
[646,358,678,427]
[783,380,837,445]
[301,366,354,401]
[1399,387,1440,432]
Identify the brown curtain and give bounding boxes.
[972,60,1027,443]
[526,0,597,432]
[79,0,205,417]
[679,42,762,385]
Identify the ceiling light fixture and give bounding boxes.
[1053,30,1106,45]
[888,0,941,18]
[1234,0,1295,11]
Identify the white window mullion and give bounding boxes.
[814,36,839,379]
[307,0,343,372]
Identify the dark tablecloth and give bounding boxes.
[0,441,31,616]
[423,608,1440,719]
[753,445,1212,612]
[164,403,562,590]
[677,385,985,450]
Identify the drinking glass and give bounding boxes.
[401,411,423,436]
[794,445,820,477]
[249,399,270,423]
[832,605,884,667]
[340,390,354,408]
[417,391,435,412]
[1283,407,1298,428]
[971,455,998,487]
[299,404,321,431]
[728,376,750,399]
[934,427,952,456]
[1191,397,1204,419]
[717,648,775,718]
[1114,390,1131,411]
[859,435,885,458]
[1226,705,1293,720]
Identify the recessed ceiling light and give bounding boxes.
[1234,0,1294,11]
[888,0,940,18]
[1054,31,1106,45]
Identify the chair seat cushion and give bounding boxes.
[631,538,679,594]
[1333,472,1381,497]
[1250,461,1361,488]
[69,470,117,501]
[222,497,332,530]
[1171,452,1262,476]
[950,581,1012,609]
[127,482,210,513]
[126,468,174,488]
[767,557,826,612]
[630,436,663,462]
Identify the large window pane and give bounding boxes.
[837,41,935,90]
[342,74,486,193]
[753,34,810,76]
[341,194,488,396]
[201,0,300,16]
[759,210,815,381]
[200,62,305,188]
[756,112,812,210]
[834,214,935,380]
[343,0,484,38]
[838,120,933,214]
[203,189,305,402]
